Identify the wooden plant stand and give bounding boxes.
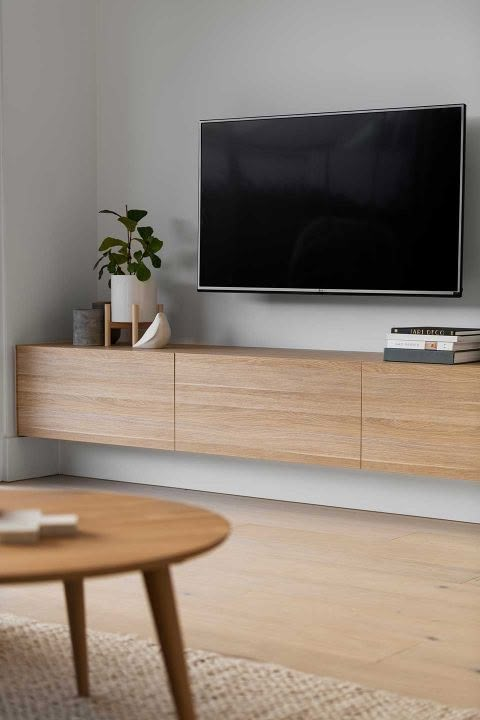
[104,303,163,347]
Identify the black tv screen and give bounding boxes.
[198,104,465,296]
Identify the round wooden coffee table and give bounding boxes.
[0,489,229,720]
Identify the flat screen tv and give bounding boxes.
[198,104,465,296]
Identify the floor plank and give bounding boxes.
[1,475,479,708]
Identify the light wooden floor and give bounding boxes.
[1,475,479,708]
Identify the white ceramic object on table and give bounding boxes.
[0,509,78,544]
[0,509,42,544]
[111,276,157,322]
[40,514,78,537]
[133,309,171,349]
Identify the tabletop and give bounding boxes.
[0,489,230,583]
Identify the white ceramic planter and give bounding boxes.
[111,275,158,322]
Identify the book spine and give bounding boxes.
[384,348,455,364]
[386,333,466,342]
[436,341,468,351]
[386,340,467,351]
[386,340,428,349]
[391,327,458,335]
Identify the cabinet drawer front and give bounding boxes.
[16,347,174,449]
[362,362,480,480]
[175,354,361,467]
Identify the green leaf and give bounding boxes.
[136,261,151,281]
[127,262,138,274]
[98,263,108,279]
[150,254,161,268]
[110,252,127,264]
[93,251,109,270]
[107,259,118,274]
[127,209,148,223]
[118,216,137,233]
[98,237,127,252]
[148,237,163,253]
[133,250,143,262]
[99,209,121,217]
[137,226,153,240]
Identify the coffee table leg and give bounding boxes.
[143,567,196,720]
[64,578,89,697]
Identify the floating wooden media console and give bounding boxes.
[15,344,480,481]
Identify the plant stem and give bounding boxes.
[125,203,132,269]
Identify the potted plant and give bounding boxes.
[95,206,163,322]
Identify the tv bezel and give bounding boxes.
[197,103,466,297]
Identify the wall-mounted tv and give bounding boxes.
[198,104,465,296]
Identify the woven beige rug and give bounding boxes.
[0,614,478,720]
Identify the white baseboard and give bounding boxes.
[59,442,480,523]
[4,437,59,481]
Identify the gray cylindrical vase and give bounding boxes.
[73,308,104,346]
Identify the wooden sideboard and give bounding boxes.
[362,360,480,481]
[176,351,361,467]
[16,345,174,450]
[15,344,480,481]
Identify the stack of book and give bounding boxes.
[384,327,480,364]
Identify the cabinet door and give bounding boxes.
[362,362,480,480]
[175,354,361,467]
[16,346,174,449]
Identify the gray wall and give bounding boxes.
[96,0,480,350]
[2,0,475,517]
[62,0,480,521]
[0,0,98,479]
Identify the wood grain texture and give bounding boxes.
[16,343,480,480]
[17,342,381,362]
[175,353,361,467]
[144,567,196,720]
[104,304,111,347]
[64,578,89,696]
[16,345,175,449]
[4,478,479,707]
[170,345,380,362]
[362,361,480,480]
[0,490,229,583]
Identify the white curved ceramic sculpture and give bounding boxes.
[133,310,171,349]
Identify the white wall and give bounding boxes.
[2,0,477,519]
[59,0,480,522]
[0,15,5,481]
[94,0,480,348]
[60,444,480,523]
[0,0,98,479]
